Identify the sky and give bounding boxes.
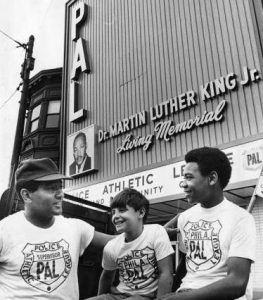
[0,0,66,196]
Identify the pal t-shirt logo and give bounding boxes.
[20,239,72,293]
[117,247,158,289]
[183,219,222,271]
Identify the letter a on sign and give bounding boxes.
[71,38,90,80]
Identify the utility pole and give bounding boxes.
[7,35,35,214]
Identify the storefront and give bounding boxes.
[61,0,263,295]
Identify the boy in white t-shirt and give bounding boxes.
[89,188,174,300]
[163,147,256,300]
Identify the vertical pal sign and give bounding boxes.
[70,1,89,122]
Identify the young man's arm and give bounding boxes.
[156,254,174,298]
[90,231,114,248]
[158,256,252,300]
[172,251,186,292]
[164,214,180,240]
[98,269,116,295]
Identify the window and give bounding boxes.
[30,104,41,132]
[46,100,60,128]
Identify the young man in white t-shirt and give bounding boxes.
[163,147,256,300]
[89,188,174,300]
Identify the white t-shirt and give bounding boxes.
[103,224,174,295]
[0,211,95,300]
[178,199,256,300]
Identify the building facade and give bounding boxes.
[13,68,63,212]
[61,0,263,296]
[21,68,62,164]
[0,68,62,218]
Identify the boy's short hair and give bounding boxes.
[185,147,232,189]
[110,188,149,222]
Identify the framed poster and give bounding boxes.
[66,125,98,177]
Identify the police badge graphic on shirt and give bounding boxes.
[20,239,72,293]
[117,246,158,289]
[183,219,222,271]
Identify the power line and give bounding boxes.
[0,83,22,111]
[0,28,26,49]
[0,90,17,110]
[0,28,29,111]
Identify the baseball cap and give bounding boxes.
[15,158,71,184]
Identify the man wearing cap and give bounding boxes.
[0,158,112,300]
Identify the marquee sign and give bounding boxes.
[65,3,263,198]
[98,66,261,153]
[67,2,261,155]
